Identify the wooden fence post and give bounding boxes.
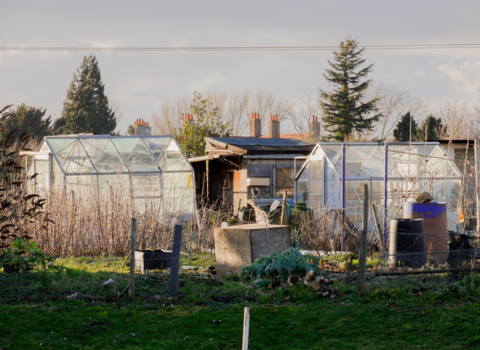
[371,204,384,252]
[169,224,183,297]
[475,139,480,233]
[357,184,368,294]
[128,218,136,298]
[280,191,288,225]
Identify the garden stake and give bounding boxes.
[242,307,250,350]
[281,190,288,225]
[128,218,136,298]
[357,184,368,295]
[169,224,183,297]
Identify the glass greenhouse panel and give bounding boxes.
[97,174,130,199]
[26,135,195,222]
[295,161,309,203]
[345,146,370,179]
[296,142,463,236]
[325,161,342,209]
[143,137,172,170]
[164,152,192,171]
[162,172,195,217]
[132,174,161,198]
[46,138,77,170]
[112,138,160,172]
[65,141,96,174]
[80,138,128,173]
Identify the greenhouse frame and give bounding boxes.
[294,142,464,240]
[24,134,195,218]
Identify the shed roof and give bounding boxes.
[205,137,314,154]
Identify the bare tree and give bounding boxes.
[151,89,291,136]
[284,94,322,138]
[362,82,426,140]
[437,99,480,140]
[152,95,191,135]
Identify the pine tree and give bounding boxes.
[320,38,381,141]
[415,115,444,141]
[1,104,52,140]
[55,55,116,134]
[393,112,418,142]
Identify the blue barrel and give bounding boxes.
[403,202,449,264]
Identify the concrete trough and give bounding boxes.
[213,224,291,276]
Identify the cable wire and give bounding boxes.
[2,43,480,52]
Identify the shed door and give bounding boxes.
[308,158,324,210]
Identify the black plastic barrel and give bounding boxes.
[389,218,425,268]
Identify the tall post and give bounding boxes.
[280,190,288,225]
[342,143,346,251]
[371,204,383,252]
[242,307,250,350]
[294,158,297,204]
[357,184,368,295]
[475,139,480,234]
[169,224,183,297]
[206,159,210,205]
[128,218,136,298]
[384,143,388,251]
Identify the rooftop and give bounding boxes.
[205,137,315,155]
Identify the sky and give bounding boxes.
[2,0,480,134]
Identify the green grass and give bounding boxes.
[1,254,480,349]
[1,300,480,349]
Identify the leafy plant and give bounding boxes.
[172,91,231,158]
[240,248,321,283]
[0,238,53,273]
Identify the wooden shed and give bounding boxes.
[189,137,315,212]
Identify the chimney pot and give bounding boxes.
[249,112,262,137]
[309,115,321,141]
[268,115,280,138]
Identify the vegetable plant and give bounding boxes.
[240,247,321,284]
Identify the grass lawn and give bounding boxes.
[1,300,480,349]
[1,253,480,349]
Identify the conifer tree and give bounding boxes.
[415,115,444,141]
[393,112,418,142]
[1,104,52,140]
[320,38,381,141]
[55,55,116,134]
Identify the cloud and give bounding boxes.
[415,70,426,77]
[78,38,125,55]
[169,39,190,48]
[187,71,225,92]
[439,60,480,97]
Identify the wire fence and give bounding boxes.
[9,184,479,300]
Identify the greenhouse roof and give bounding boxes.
[42,135,192,174]
[308,141,462,180]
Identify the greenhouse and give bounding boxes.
[24,134,195,218]
[294,142,463,235]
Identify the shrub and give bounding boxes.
[0,105,53,267]
[0,238,52,273]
